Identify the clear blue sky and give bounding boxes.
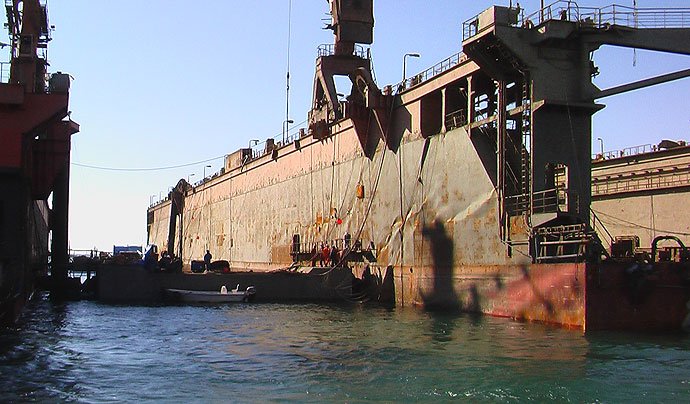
[22,0,690,251]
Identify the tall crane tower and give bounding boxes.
[308,0,392,155]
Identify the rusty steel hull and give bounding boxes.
[146,16,690,330]
[390,261,690,331]
[148,122,521,271]
[393,263,586,328]
[146,117,690,330]
[585,261,690,331]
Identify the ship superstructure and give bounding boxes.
[147,1,690,331]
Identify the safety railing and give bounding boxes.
[395,51,467,92]
[506,187,577,216]
[592,168,690,196]
[293,237,368,255]
[290,236,377,265]
[234,122,308,167]
[592,141,689,161]
[534,223,590,262]
[316,44,369,59]
[148,123,307,206]
[0,62,9,83]
[444,109,467,131]
[593,5,690,28]
[0,64,54,89]
[462,12,482,40]
[149,195,171,209]
[504,193,530,216]
[532,187,575,214]
[523,1,690,29]
[592,143,659,160]
[590,208,614,248]
[463,1,690,38]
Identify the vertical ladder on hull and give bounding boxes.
[520,79,531,207]
[500,77,533,249]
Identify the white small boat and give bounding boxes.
[166,285,256,303]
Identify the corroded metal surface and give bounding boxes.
[586,261,690,331]
[396,263,586,329]
[147,2,690,330]
[148,121,525,271]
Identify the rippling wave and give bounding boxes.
[1,294,689,402]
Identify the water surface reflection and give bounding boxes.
[1,295,689,402]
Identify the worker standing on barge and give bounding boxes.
[330,245,339,267]
[321,244,330,267]
[204,250,212,271]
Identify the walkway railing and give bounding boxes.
[316,44,369,59]
[505,187,577,216]
[592,168,690,196]
[591,208,614,248]
[0,62,9,83]
[395,51,467,92]
[591,142,688,161]
[445,109,467,131]
[463,1,690,41]
[523,1,690,29]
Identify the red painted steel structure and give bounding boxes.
[393,262,690,331]
[0,0,78,323]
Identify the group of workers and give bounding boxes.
[311,243,344,267]
[306,233,370,268]
[143,246,183,273]
[142,244,214,273]
[315,243,341,267]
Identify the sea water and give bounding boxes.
[1,293,689,402]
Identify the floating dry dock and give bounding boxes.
[145,2,690,331]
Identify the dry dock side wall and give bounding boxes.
[591,147,690,249]
[148,114,530,278]
[146,56,542,312]
[593,193,690,249]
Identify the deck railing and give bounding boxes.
[395,52,467,93]
[591,142,687,161]
[463,1,690,41]
[524,2,690,30]
[592,168,690,196]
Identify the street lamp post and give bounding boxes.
[402,53,421,86]
[246,139,260,162]
[282,119,294,144]
[203,164,212,179]
[597,137,604,155]
[540,0,545,24]
[187,173,195,183]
